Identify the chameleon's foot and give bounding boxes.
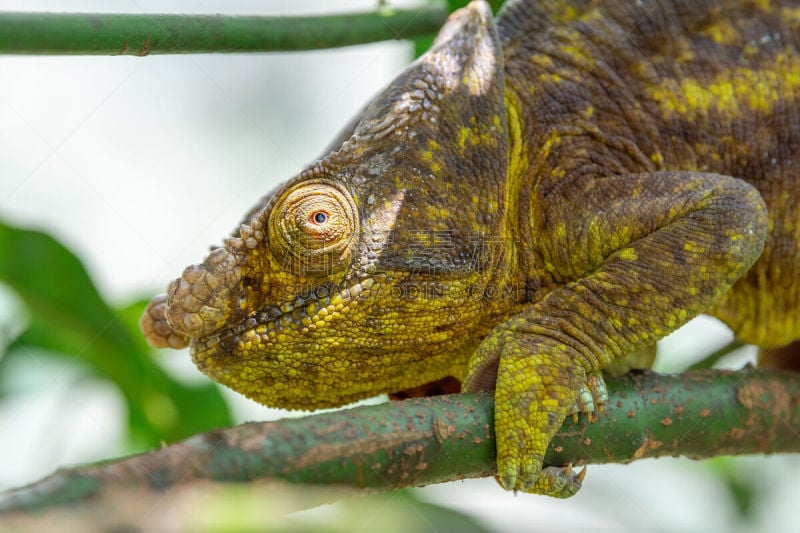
[465,330,596,497]
[568,371,608,421]
[532,465,586,498]
[497,463,586,497]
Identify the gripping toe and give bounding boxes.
[567,371,608,420]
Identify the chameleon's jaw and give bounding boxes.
[185,273,396,409]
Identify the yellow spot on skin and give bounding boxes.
[539,73,562,83]
[504,88,527,255]
[562,45,585,63]
[583,105,594,118]
[783,6,800,20]
[555,4,578,22]
[648,52,800,117]
[700,18,739,45]
[677,46,694,63]
[458,127,471,150]
[421,139,443,173]
[618,248,638,261]
[457,118,499,152]
[743,44,759,56]
[650,152,664,165]
[530,54,553,68]
[539,131,561,160]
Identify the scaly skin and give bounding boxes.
[141,0,799,496]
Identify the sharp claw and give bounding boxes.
[578,389,595,414]
[571,412,579,423]
[576,466,587,483]
[500,471,517,491]
[564,463,572,476]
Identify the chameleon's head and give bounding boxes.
[140,1,515,409]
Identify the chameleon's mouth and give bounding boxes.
[141,265,389,360]
[188,274,384,358]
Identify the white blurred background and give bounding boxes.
[1,1,798,531]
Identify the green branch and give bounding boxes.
[1,369,798,517]
[0,7,447,55]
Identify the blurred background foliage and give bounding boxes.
[0,220,232,449]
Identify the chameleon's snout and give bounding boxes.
[140,246,249,349]
[140,292,188,349]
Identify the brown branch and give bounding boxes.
[1,369,798,523]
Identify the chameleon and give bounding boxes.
[141,0,800,497]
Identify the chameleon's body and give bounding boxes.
[142,0,800,496]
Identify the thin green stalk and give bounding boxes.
[688,340,746,370]
[0,7,447,55]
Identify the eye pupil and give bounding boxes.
[312,211,328,225]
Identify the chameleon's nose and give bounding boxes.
[162,247,245,339]
[140,292,189,349]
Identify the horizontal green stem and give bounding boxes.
[0,7,447,55]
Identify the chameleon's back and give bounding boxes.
[497,0,800,348]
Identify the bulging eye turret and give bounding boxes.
[269,179,359,276]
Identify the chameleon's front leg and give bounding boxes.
[469,323,597,496]
[464,171,768,496]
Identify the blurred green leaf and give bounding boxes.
[445,0,505,13]
[383,490,489,533]
[0,219,232,448]
[286,490,490,533]
[413,34,435,58]
[706,457,759,521]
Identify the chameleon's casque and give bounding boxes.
[142,0,799,496]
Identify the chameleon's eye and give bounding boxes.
[269,179,358,276]
[311,211,329,225]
